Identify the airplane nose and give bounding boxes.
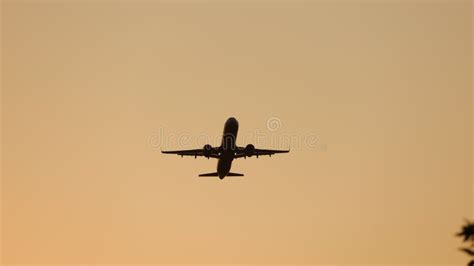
[227,117,238,126]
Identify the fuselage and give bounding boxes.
[217,117,238,179]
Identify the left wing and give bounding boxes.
[235,146,289,159]
[460,248,474,256]
[161,148,219,158]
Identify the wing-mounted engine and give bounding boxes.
[244,144,255,157]
[203,144,213,158]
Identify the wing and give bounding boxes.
[235,146,289,159]
[460,248,474,256]
[161,148,219,158]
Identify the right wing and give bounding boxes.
[234,146,289,159]
[161,148,219,158]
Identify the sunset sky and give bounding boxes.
[1,1,472,265]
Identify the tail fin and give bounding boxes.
[198,172,219,177]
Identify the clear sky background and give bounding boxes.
[1,1,472,265]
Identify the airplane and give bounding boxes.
[162,117,289,179]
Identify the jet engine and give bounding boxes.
[244,144,255,157]
[203,144,213,157]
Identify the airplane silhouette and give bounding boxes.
[458,220,474,242]
[162,117,289,179]
[457,220,474,266]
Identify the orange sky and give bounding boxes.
[1,1,472,265]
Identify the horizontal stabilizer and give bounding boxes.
[198,172,219,177]
[198,172,244,177]
[227,172,244,176]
